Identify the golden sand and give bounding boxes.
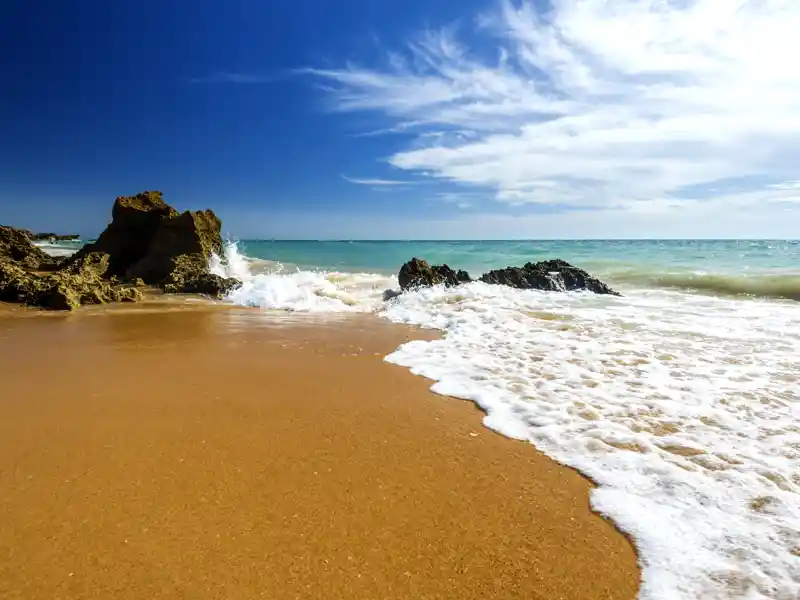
[0,304,639,599]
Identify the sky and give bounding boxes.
[1,0,799,239]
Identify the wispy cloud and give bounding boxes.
[437,191,481,209]
[306,0,800,217]
[189,72,274,84]
[341,175,418,186]
[769,180,800,191]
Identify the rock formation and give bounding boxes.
[397,257,619,296]
[163,273,241,299]
[398,257,472,291]
[0,225,53,269]
[68,190,238,296]
[0,191,241,310]
[0,241,142,310]
[479,259,620,295]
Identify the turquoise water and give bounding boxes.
[236,239,800,301]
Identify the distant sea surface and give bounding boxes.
[234,239,800,301]
[44,238,800,600]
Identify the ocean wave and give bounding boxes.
[33,241,82,257]
[213,242,800,600]
[209,242,394,312]
[606,269,800,301]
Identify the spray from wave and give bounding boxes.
[209,241,395,312]
[34,241,83,258]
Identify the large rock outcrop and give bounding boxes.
[1,190,240,310]
[68,191,238,296]
[396,257,619,296]
[398,257,472,291]
[479,259,619,295]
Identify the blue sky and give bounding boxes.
[2,0,799,239]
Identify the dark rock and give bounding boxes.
[398,257,472,291]
[0,225,52,269]
[127,209,224,285]
[382,288,402,301]
[68,191,176,279]
[68,191,224,288]
[479,259,619,295]
[164,273,241,299]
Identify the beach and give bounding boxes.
[0,304,639,600]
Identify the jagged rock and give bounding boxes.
[0,259,31,303]
[1,249,143,311]
[0,225,52,269]
[127,210,224,284]
[68,191,229,289]
[479,259,620,295]
[163,273,241,299]
[398,257,471,291]
[68,191,176,279]
[2,190,237,311]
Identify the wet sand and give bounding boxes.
[0,305,639,599]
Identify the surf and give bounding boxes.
[212,240,800,600]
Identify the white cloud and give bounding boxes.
[437,191,481,209]
[306,0,800,223]
[341,175,414,186]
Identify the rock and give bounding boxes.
[68,191,176,279]
[0,259,32,303]
[398,257,471,291]
[479,259,619,295]
[127,209,224,285]
[0,251,144,311]
[69,191,227,289]
[2,190,236,311]
[164,273,241,299]
[0,225,52,269]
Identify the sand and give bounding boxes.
[0,304,639,600]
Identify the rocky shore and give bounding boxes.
[0,191,241,310]
[20,231,81,242]
[398,257,619,295]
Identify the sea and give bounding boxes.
[43,238,800,600]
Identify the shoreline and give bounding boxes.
[0,303,639,600]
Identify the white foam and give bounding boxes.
[382,283,800,600]
[209,241,394,312]
[214,242,800,599]
[34,241,80,257]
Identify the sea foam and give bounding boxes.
[214,242,800,600]
[383,284,800,600]
[209,242,392,312]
